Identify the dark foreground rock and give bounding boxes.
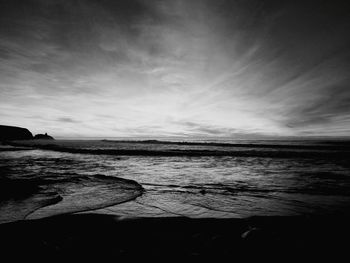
[0,214,349,261]
[0,125,33,141]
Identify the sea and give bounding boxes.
[1,138,350,224]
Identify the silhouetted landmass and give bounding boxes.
[0,214,349,261]
[0,125,33,141]
[34,133,54,140]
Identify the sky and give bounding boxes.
[0,0,349,138]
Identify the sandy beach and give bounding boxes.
[1,213,349,261]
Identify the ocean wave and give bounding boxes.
[142,180,350,197]
[6,140,350,159]
[103,139,350,151]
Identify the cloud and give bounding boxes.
[181,121,237,136]
[0,0,349,137]
[57,117,80,123]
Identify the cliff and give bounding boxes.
[0,125,33,141]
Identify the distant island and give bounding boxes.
[34,133,54,140]
[0,125,54,141]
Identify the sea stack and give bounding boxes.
[34,133,54,140]
[0,125,33,141]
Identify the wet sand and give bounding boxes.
[0,175,143,224]
[1,213,349,261]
